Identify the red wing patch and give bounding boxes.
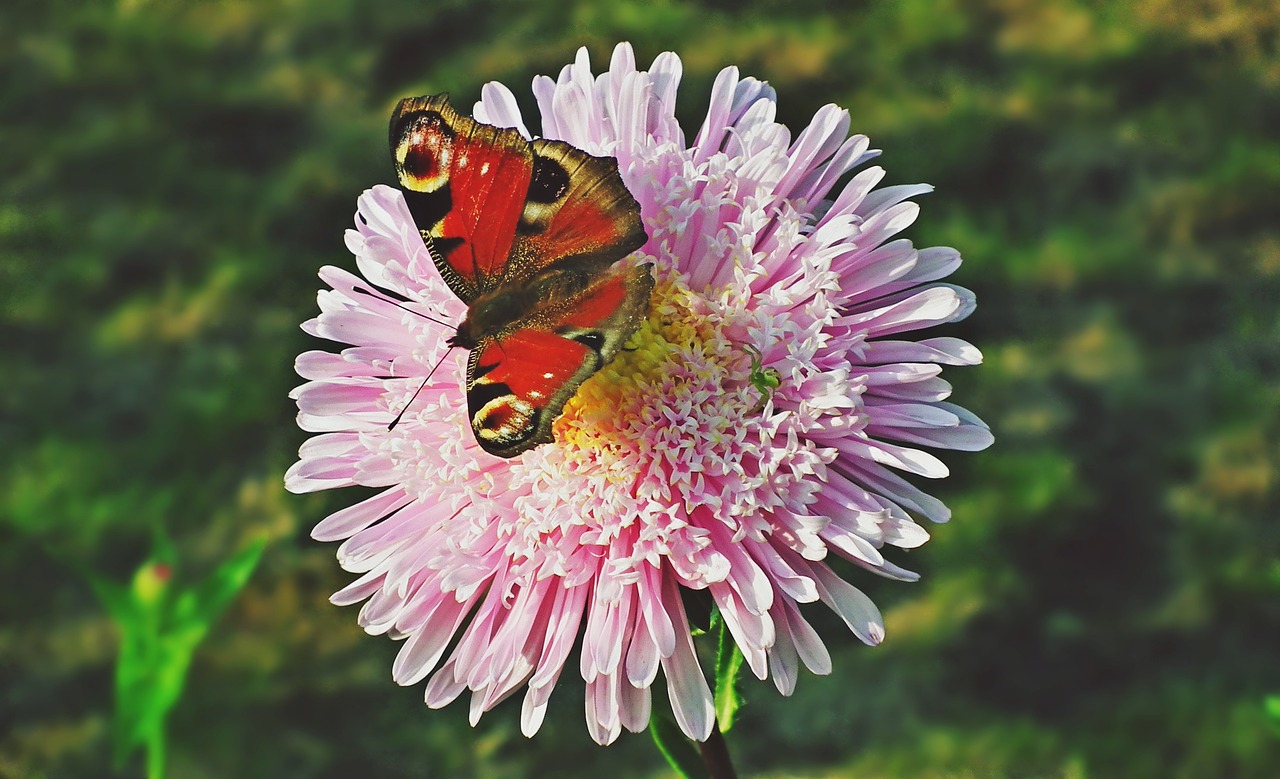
[465,330,596,457]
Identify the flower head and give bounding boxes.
[287,43,991,745]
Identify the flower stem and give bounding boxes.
[146,726,165,779]
[698,721,737,779]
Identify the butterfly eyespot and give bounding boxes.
[528,156,570,203]
[396,113,456,189]
[475,395,538,445]
[403,143,446,184]
[391,109,453,145]
[403,145,435,179]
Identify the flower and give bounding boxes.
[287,43,991,745]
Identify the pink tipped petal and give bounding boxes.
[693,65,743,162]
[826,166,887,217]
[867,420,995,452]
[776,104,851,202]
[767,616,800,695]
[284,462,356,494]
[475,81,531,137]
[529,584,589,689]
[661,633,715,741]
[521,683,553,737]
[391,593,475,686]
[811,565,885,646]
[329,570,385,606]
[423,660,466,709]
[858,183,935,217]
[779,601,832,675]
[902,246,963,285]
[625,614,662,687]
[585,673,623,745]
[311,487,413,541]
[619,679,653,733]
[848,285,966,338]
[711,583,773,679]
[862,337,983,366]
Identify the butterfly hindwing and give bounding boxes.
[465,263,653,458]
[465,330,592,457]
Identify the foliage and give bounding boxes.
[88,535,265,778]
[2,0,1277,777]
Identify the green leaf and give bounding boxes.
[187,537,267,627]
[713,616,745,733]
[649,712,702,779]
[90,537,268,777]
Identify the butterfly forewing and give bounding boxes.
[513,139,648,270]
[391,95,534,300]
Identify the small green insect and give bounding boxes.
[743,344,781,409]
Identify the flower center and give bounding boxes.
[498,267,788,585]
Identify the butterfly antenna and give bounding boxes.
[387,347,455,431]
[353,286,454,331]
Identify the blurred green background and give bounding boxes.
[3,0,1278,777]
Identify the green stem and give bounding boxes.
[650,713,701,778]
[146,724,166,779]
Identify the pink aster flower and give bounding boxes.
[287,43,991,745]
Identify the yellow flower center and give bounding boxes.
[555,273,718,447]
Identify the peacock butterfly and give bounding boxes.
[389,94,653,458]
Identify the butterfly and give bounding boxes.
[389,94,653,458]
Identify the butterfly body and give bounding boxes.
[390,94,652,457]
